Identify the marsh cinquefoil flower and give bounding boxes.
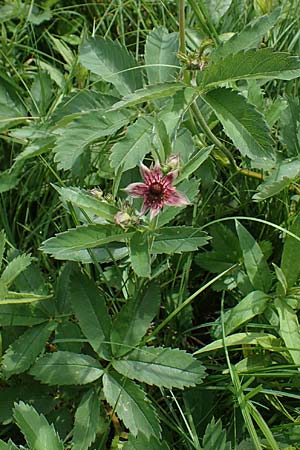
[124,161,190,220]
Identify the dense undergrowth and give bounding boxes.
[1,0,300,449]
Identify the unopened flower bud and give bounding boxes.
[114,211,131,227]
[166,154,180,170]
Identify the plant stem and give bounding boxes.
[178,0,190,84]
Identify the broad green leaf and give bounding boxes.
[279,96,300,156]
[194,332,280,354]
[72,389,100,450]
[40,224,133,260]
[152,227,210,254]
[113,346,206,389]
[79,36,143,96]
[109,83,185,111]
[15,135,56,163]
[224,291,270,336]
[0,79,26,131]
[53,109,129,170]
[129,231,151,278]
[110,117,153,172]
[0,304,48,326]
[236,221,272,293]
[0,169,20,193]
[0,254,32,287]
[211,8,281,61]
[103,371,161,438]
[200,49,300,90]
[13,402,64,450]
[55,186,118,222]
[30,351,103,385]
[144,27,179,84]
[1,321,57,378]
[203,88,275,165]
[275,297,300,366]
[123,433,170,450]
[202,417,231,450]
[281,217,300,288]
[203,0,232,25]
[253,159,300,201]
[111,283,160,357]
[176,146,213,182]
[68,270,112,360]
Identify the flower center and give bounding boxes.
[149,182,164,200]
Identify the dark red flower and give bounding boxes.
[124,162,190,220]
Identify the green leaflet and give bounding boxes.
[275,297,300,366]
[0,304,49,327]
[144,27,179,84]
[113,346,206,389]
[71,389,101,450]
[13,402,64,450]
[110,117,153,172]
[223,291,270,336]
[129,231,151,278]
[236,221,272,293]
[200,48,300,90]
[152,227,210,254]
[40,224,133,260]
[53,109,129,171]
[211,8,281,61]
[79,36,143,96]
[1,321,57,378]
[110,283,160,357]
[176,146,213,182]
[103,371,161,438]
[0,254,33,287]
[55,186,118,222]
[68,270,112,360]
[123,433,170,450]
[30,351,103,385]
[202,417,231,450]
[203,88,275,166]
[0,79,26,132]
[281,217,300,288]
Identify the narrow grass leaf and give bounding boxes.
[72,389,100,450]
[103,371,161,438]
[68,270,112,360]
[0,230,5,271]
[30,351,103,385]
[1,291,52,305]
[211,8,281,61]
[113,346,206,389]
[236,221,272,292]
[111,283,160,357]
[144,27,179,84]
[129,232,151,278]
[13,402,64,450]
[110,117,153,172]
[152,227,210,254]
[200,49,300,90]
[123,433,170,450]
[176,146,213,182]
[79,36,143,95]
[1,321,57,378]
[281,217,300,288]
[275,297,300,366]
[203,88,275,164]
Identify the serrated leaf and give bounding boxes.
[236,221,272,293]
[79,36,143,95]
[111,283,160,357]
[152,227,210,254]
[30,351,103,385]
[40,224,133,260]
[202,417,231,450]
[129,231,151,278]
[13,402,64,450]
[1,254,32,287]
[223,291,269,336]
[113,346,206,389]
[0,304,48,326]
[109,83,185,111]
[200,49,300,90]
[110,117,153,172]
[0,80,26,131]
[72,389,100,450]
[1,321,57,378]
[203,88,275,165]
[281,217,300,289]
[144,27,179,84]
[279,96,300,156]
[176,146,213,182]
[103,371,161,438]
[123,433,170,450]
[211,8,281,61]
[253,159,300,201]
[0,439,19,450]
[68,270,112,360]
[275,297,300,366]
[55,186,118,221]
[53,109,129,170]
